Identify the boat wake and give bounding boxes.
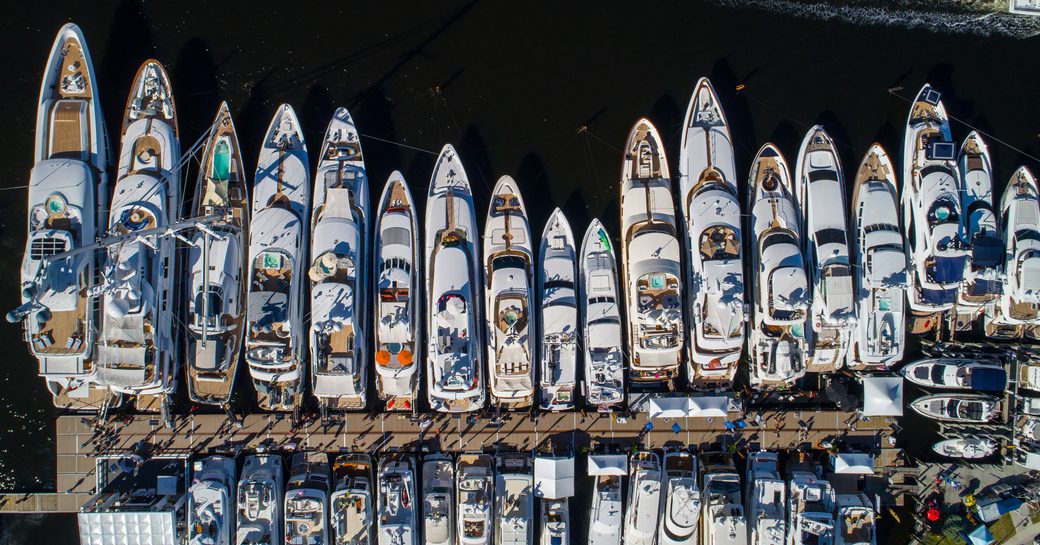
[710,0,1040,38]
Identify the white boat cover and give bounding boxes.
[861,376,903,416]
[534,455,574,499]
[79,511,178,545]
[831,453,874,474]
[588,455,628,476]
[647,396,729,419]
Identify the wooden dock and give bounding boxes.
[1,409,903,513]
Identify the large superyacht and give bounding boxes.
[245,104,309,411]
[745,451,786,545]
[189,455,237,545]
[984,166,1040,338]
[494,453,534,545]
[236,453,285,545]
[538,208,578,411]
[659,449,701,545]
[579,220,625,411]
[786,460,836,545]
[619,118,684,390]
[699,452,748,545]
[955,131,1002,328]
[309,107,369,411]
[587,454,625,545]
[331,453,375,545]
[422,453,455,545]
[285,453,331,545]
[377,453,418,545]
[456,453,494,545]
[835,494,877,545]
[678,77,745,388]
[624,450,662,545]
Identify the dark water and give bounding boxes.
[1,0,1039,542]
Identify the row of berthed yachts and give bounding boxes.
[181,448,876,545]
[17,24,1040,416]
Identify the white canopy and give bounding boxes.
[79,512,178,545]
[534,455,574,499]
[647,396,730,418]
[587,454,627,476]
[832,452,875,474]
[861,376,903,416]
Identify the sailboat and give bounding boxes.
[620,119,684,389]
[331,453,375,545]
[984,166,1040,339]
[422,453,455,545]
[378,453,418,545]
[955,132,1002,328]
[425,145,485,413]
[579,220,624,411]
[494,453,533,545]
[794,126,854,372]
[236,453,285,545]
[374,172,421,412]
[835,494,876,545]
[658,449,700,545]
[16,23,111,410]
[245,104,309,412]
[699,452,748,545]
[538,208,578,411]
[309,107,369,411]
[95,59,179,413]
[186,102,249,407]
[747,144,808,389]
[624,450,662,545]
[678,77,745,387]
[847,144,905,370]
[285,453,331,545]
[745,451,785,545]
[189,455,237,545]
[456,453,494,545]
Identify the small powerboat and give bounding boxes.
[910,393,1000,423]
[932,437,998,459]
[900,358,1006,391]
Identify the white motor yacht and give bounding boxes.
[425,145,485,413]
[190,455,237,545]
[624,450,661,545]
[540,498,570,545]
[186,103,249,407]
[619,119,684,389]
[745,451,785,545]
[538,208,578,411]
[378,453,417,545]
[847,144,906,370]
[678,77,745,387]
[95,60,180,412]
[374,172,421,412]
[457,453,494,545]
[236,454,285,545]
[835,494,876,545]
[331,453,375,545]
[579,220,624,411]
[658,449,701,545]
[932,437,998,459]
[699,452,748,545]
[422,454,455,545]
[786,466,836,545]
[900,357,1007,391]
[17,23,111,410]
[309,107,369,411]
[587,454,626,545]
[910,393,999,423]
[483,176,536,409]
[956,131,1002,327]
[747,144,808,389]
[285,452,331,545]
[794,126,854,371]
[245,104,309,411]
[495,453,534,545]
[984,166,1040,339]
[902,84,968,328]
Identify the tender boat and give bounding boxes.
[373,172,421,412]
[699,452,748,545]
[579,220,625,411]
[902,84,968,326]
[835,494,876,545]
[331,453,375,545]
[189,455,237,545]
[745,451,785,545]
[285,452,331,545]
[483,176,536,409]
[456,453,494,545]
[309,107,369,411]
[956,131,1002,327]
[422,454,455,545]
[984,166,1040,339]
[900,357,1007,391]
[495,453,534,545]
[540,498,570,545]
[377,453,417,545]
[587,454,625,545]
[910,393,1000,423]
[786,465,836,545]
[245,104,309,412]
[678,77,745,387]
[95,60,180,413]
[658,450,700,545]
[186,102,249,407]
[932,437,998,459]
[624,450,661,545]
[619,119,684,389]
[794,126,855,371]
[538,208,578,411]
[847,144,906,370]
[237,453,285,545]
[747,143,808,389]
[425,145,485,413]
[17,23,111,410]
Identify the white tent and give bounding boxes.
[79,512,179,545]
[647,396,730,419]
[587,454,628,476]
[832,452,875,474]
[534,455,575,499]
[861,376,903,416]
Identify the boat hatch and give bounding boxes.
[922,88,942,105]
[926,141,956,161]
[926,256,967,284]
